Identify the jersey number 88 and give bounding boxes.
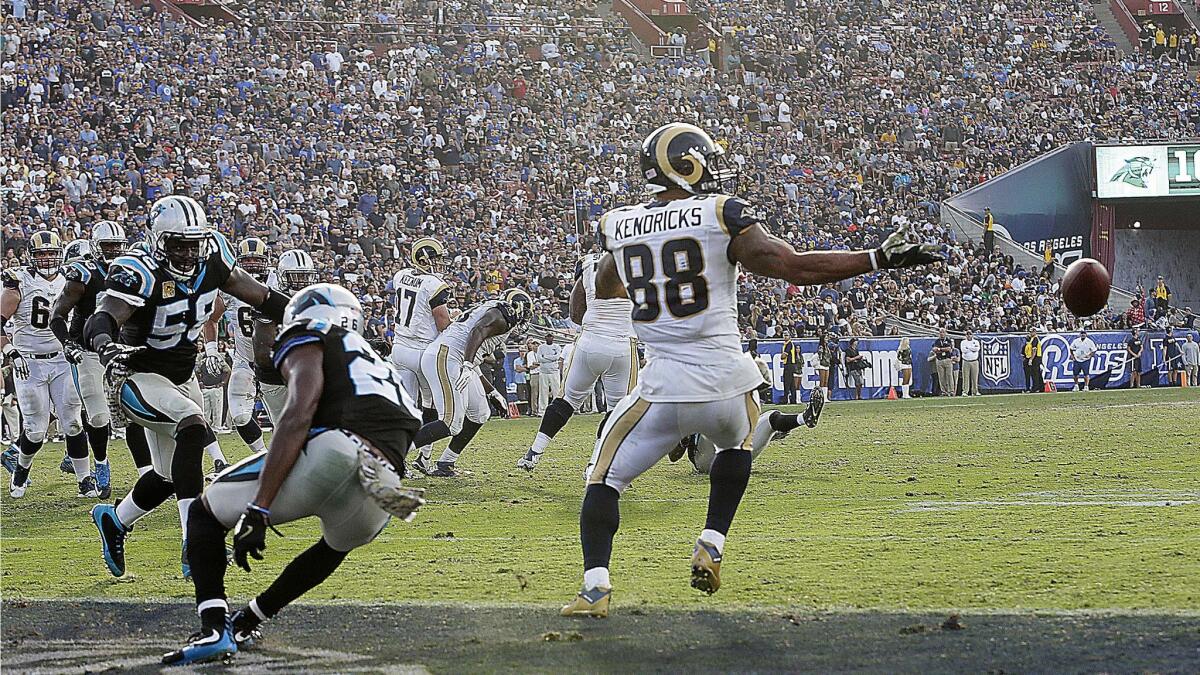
[622,238,709,322]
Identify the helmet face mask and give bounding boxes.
[503,288,533,325]
[30,231,63,276]
[158,235,205,278]
[411,238,447,275]
[91,220,128,264]
[239,255,269,278]
[640,122,738,195]
[149,195,212,280]
[276,249,319,293]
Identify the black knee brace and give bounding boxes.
[538,398,575,438]
[172,423,208,499]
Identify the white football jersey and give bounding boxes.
[576,252,634,340]
[598,194,763,402]
[392,268,450,349]
[221,291,256,364]
[2,267,66,355]
[433,299,518,363]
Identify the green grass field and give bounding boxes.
[3,388,1197,614]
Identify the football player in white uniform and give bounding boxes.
[518,242,637,472]
[388,238,452,463]
[85,195,292,579]
[0,231,97,498]
[411,289,531,477]
[561,123,942,617]
[48,221,131,499]
[207,238,272,455]
[251,249,320,423]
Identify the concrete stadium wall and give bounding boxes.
[1114,228,1200,310]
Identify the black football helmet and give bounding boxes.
[639,122,737,195]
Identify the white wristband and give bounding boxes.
[868,249,880,271]
[205,341,219,358]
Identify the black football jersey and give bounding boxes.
[63,259,109,342]
[105,232,236,384]
[273,320,419,468]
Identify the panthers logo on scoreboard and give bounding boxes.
[981,338,1010,384]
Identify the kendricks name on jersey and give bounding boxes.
[610,204,705,241]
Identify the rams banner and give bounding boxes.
[502,329,1196,403]
[750,329,1197,401]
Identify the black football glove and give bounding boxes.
[232,506,282,572]
[875,227,944,269]
[63,341,86,365]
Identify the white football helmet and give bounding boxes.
[127,240,152,255]
[148,195,212,280]
[30,230,64,276]
[283,283,364,335]
[276,249,320,292]
[64,238,92,262]
[91,220,128,263]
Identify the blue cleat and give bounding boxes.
[91,504,131,577]
[59,453,74,475]
[1,445,17,475]
[161,627,238,666]
[94,462,112,500]
[181,542,191,580]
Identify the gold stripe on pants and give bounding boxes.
[628,338,639,391]
[740,390,761,450]
[588,397,651,485]
[437,345,454,424]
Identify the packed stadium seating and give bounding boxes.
[2,0,1196,344]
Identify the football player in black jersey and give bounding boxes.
[162,284,423,666]
[49,221,131,498]
[84,195,291,580]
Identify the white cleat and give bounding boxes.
[516,449,542,472]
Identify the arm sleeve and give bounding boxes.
[271,324,326,370]
[105,257,155,307]
[208,231,237,286]
[716,195,760,237]
[429,284,451,309]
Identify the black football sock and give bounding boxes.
[537,398,574,439]
[254,538,348,619]
[236,420,263,446]
[705,449,752,535]
[186,500,231,633]
[580,483,621,571]
[126,423,152,470]
[447,420,483,455]
[413,420,451,449]
[18,432,43,461]
[770,412,803,434]
[422,407,437,424]
[114,470,174,527]
[85,422,110,462]
[172,424,208,500]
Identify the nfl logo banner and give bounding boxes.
[981,338,1010,384]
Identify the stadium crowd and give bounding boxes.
[2,0,1198,349]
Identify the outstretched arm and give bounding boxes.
[222,267,289,323]
[253,342,323,509]
[464,308,508,364]
[729,224,942,286]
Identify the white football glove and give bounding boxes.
[63,341,86,365]
[3,345,29,379]
[202,341,224,374]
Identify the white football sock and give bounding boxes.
[530,432,551,455]
[205,439,226,463]
[699,529,726,554]
[438,448,460,464]
[178,497,195,541]
[901,384,910,398]
[17,452,34,469]
[583,566,610,590]
[71,456,92,481]
[247,437,266,453]
[137,465,153,477]
[418,445,432,460]
[116,495,149,527]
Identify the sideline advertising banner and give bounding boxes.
[503,330,1197,403]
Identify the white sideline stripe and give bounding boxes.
[906,499,1199,512]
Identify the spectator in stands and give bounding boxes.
[983,208,996,258]
[959,330,982,397]
[1126,327,1144,389]
[1126,297,1146,327]
[932,329,955,397]
[1069,330,1098,392]
[1023,329,1044,393]
[1152,276,1172,319]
